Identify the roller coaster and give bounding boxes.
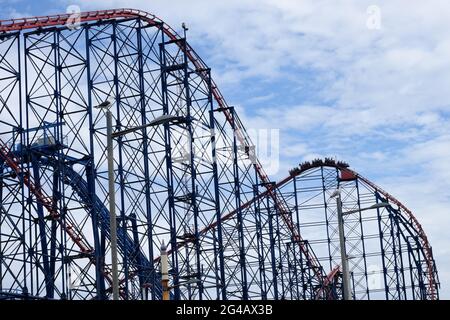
[0,8,440,300]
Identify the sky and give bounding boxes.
[1,0,449,299]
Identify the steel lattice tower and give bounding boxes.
[0,9,440,300]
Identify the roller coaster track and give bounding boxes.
[256,160,437,300]
[348,169,437,299]
[0,139,121,298]
[60,159,165,298]
[0,139,165,298]
[0,9,437,300]
[319,265,341,300]
[0,8,326,291]
[0,140,92,253]
[174,159,437,299]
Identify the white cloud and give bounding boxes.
[281,142,310,158]
[0,2,30,19]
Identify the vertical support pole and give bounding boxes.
[16,33,28,298]
[130,212,144,296]
[336,191,351,300]
[85,25,106,299]
[355,179,370,299]
[230,107,248,299]
[211,225,220,299]
[392,217,409,300]
[23,32,31,297]
[253,182,266,300]
[161,242,170,300]
[106,110,120,300]
[274,185,285,298]
[267,191,278,300]
[50,164,59,297]
[159,31,180,300]
[292,177,305,299]
[351,271,356,298]
[31,157,52,297]
[388,212,401,299]
[406,238,416,300]
[375,193,389,300]
[182,36,203,300]
[136,19,155,300]
[414,236,426,299]
[49,29,62,299]
[209,102,226,298]
[321,167,333,271]
[396,226,407,300]
[286,242,293,299]
[112,21,129,298]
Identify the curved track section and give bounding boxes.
[277,159,439,300]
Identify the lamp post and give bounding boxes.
[330,188,389,300]
[160,239,200,300]
[96,100,186,300]
[160,241,170,301]
[94,101,120,300]
[330,188,351,300]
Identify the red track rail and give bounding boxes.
[0,8,325,288]
[318,265,341,300]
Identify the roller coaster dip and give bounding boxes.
[0,9,440,300]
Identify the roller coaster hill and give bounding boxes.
[0,9,440,300]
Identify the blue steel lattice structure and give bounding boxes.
[0,9,439,300]
[280,160,439,300]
